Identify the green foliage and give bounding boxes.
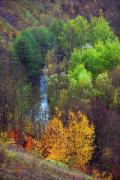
[103,40,120,70]
[16,80,31,114]
[49,19,64,45]
[95,72,113,103]
[68,64,93,100]
[47,73,68,110]
[47,74,60,109]
[68,38,120,105]
[47,159,69,171]
[60,16,117,59]
[90,16,116,44]
[32,27,56,62]
[1,0,120,177]
[60,16,89,57]
[70,40,120,75]
[13,27,56,77]
[49,19,66,67]
[69,48,83,71]
[95,72,112,91]
[13,28,40,76]
[68,64,92,89]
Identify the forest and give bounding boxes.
[0,0,120,179]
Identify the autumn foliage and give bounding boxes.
[41,111,95,169]
[41,116,68,162]
[6,112,95,169]
[67,112,95,169]
[7,130,33,150]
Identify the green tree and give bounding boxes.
[13,28,40,77]
[32,27,56,64]
[90,16,116,44]
[49,19,65,63]
[49,19,64,45]
[70,40,120,75]
[95,72,113,104]
[47,73,68,110]
[47,74,60,109]
[68,64,93,99]
[13,27,56,77]
[60,16,89,58]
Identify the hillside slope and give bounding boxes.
[0,0,120,52]
[0,144,94,180]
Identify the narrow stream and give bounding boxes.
[29,69,49,129]
[38,74,49,123]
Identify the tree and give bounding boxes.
[90,16,116,44]
[13,27,56,77]
[90,98,120,178]
[95,72,113,104]
[13,28,40,77]
[32,27,56,64]
[49,19,65,64]
[103,40,120,70]
[68,64,93,99]
[60,16,89,58]
[41,111,95,169]
[47,73,68,111]
[49,19,64,45]
[69,48,83,71]
[41,115,68,162]
[69,40,120,75]
[68,64,92,88]
[60,16,117,59]
[0,61,30,131]
[67,112,95,169]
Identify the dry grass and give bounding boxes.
[0,143,95,180]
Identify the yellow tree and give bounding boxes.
[41,115,68,163]
[67,111,95,169]
[41,110,95,169]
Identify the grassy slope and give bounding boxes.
[0,0,61,60]
[0,1,34,61]
[0,144,94,180]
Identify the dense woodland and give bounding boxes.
[0,0,120,179]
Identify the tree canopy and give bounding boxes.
[69,40,120,75]
[13,27,56,77]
